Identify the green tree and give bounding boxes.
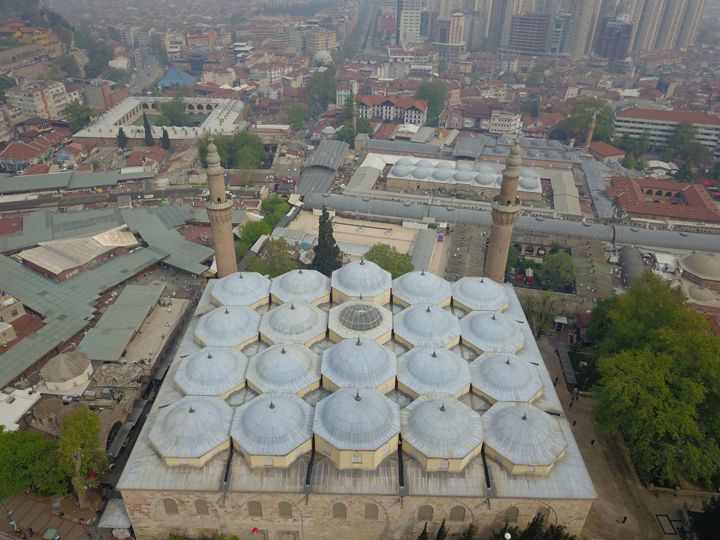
[505,245,519,280]
[56,54,81,77]
[285,101,309,130]
[198,133,267,169]
[489,513,576,540]
[458,523,478,540]
[693,496,720,540]
[306,70,337,117]
[158,97,189,126]
[245,239,297,277]
[143,112,154,146]
[520,292,558,338]
[616,132,650,170]
[151,33,169,67]
[415,81,448,127]
[539,251,575,292]
[0,428,68,499]
[418,523,429,540]
[237,145,262,170]
[435,519,447,540]
[558,98,614,142]
[57,406,108,508]
[337,116,373,146]
[664,122,711,179]
[161,128,171,150]
[0,74,15,103]
[312,207,341,276]
[116,127,129,150]
[590,272,720,485]
[62,100,93,132]
[364,243,413,279]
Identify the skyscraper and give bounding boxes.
[633,0,666,52]
[595,15,633,60]
[567,0,601,59]
[488,0,530,51]
[397,0,422,46]
[449,12,466,44]
[205,139,237,278]
[656,0,688,50]
[485,139,522,283]
[618,0,646,51]
[676,0,706,48]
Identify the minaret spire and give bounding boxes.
[485,138,522,283]
[205,138,238,277]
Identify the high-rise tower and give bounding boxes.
[205,138,238,278]
[485,139,522,283]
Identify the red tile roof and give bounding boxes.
[589,141,625,158]
[357,94,428,112]
[616,107,720,125]
[608,176,720,223]
[0,142,45,161]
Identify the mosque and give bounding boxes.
[116,141,596,540]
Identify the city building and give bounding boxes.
[356,95,428,125]
[633,0,666,52]
[567,0,601,60]
[83,80,131,112]
[305,27,337,55]
[504,12,552,55]
[397,0,422,47]
[0,293,25,325]
[594,15,633,60]
[6,81,81,121]
[676,0,706,48]
[488,110,522,135]
[614,108,720,158]
[656,0,688,50]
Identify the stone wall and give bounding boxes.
[122,489,593,540]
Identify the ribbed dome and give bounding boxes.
[41,351,91,383]
[680,252,720,281]
[470,353,542,403]
[477,164,494,174]
[461,311,524,353]
[149,396,232,461]
[452,276,509,312]
[436,161,453,169]
[331,259,392,299]
[393,305,461,348]
[412,167,432,179]
[520,171,540,189]
[415,159,432,168]
[321,337,397,389]
[174,347,248,397]
[391,165,412,177]
[402,396,483,459]
[456,161,475,172]
[473,173,496,186]
[231,392,313,456]
[270,269,330,305]
[314,388,400,450]
[194,306,260,348]
[432,169,453,181]
[397,347,470,397]
[482,402,567,469]
[339,302,384,331]
[395,157,413,167]
[259,302,327,345]
[211,272,270,307]
[454,171,473,182]
[246,344,320,395]
[688,285,717,303]
[393,270,452,306]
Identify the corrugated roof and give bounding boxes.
[410,229,436,271]
[307,140,349,170]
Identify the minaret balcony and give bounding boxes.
[491,195,520,214]
[206,199,233,211]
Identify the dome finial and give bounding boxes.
[506,356,510,365]
[360,256,365,265]
[281,346,286,354]
[298,268,303,273]
[355,389,361,401]
[269,401,275,409]
[426,305,431,313]
[492,313,496,320]
[356,336,361,346]
[189,406,195,414]
[207,352,213,359]
[440,402,446,412]
[224,308,229,315]
[480,276,484,283]
[238,273,243,279]
[421,270,425,275]
[431,349,437,358]
[521,412,527,421]
[290,303,295,310]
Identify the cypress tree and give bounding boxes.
[435,519,447,540]
[116,127,128,150]
[418,523,428,540]
[160,128,171,150]
[312,206,341,276]
[142,112,153,146]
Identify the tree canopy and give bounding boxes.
[142,112,154,146]
[663,122,712,180]
[160,128,171,150]
[116,127,128,150]
[415,81,448,127]
[234,196,289,258]
[246,238,297,277]
[157,97,190,126]
[306,70,336,117]
[285,101,309,131]
[693,496,720,540]
[520,292,558,338]
[198,133,267,170]
[312,207,341,276]
[364,243,413,279]
[539,251,575,292]
[615,133,650,171]
[558,98,614,143]
[590,272,720,486]
[0,428,68,499]
[489,513,576,540]
[55,54,81,77]
[63,100,93,132]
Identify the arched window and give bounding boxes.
[504,506,519,523]
[536,507,550,522]
[449,506,465,522]
[194,500,209,516]
[417,505,433,522]
[365,503,379,520]
[332,502,347,519]
[279,501,292,519]
[248,500,263,517]
[163,498,178,515]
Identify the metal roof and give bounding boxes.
[211,272,270,307]
[365,139,441,156]
[328,301,393,342]
[470,353,543,402]
[297,167,337,196]
[174,347,248,397]
[246,344,320,395]
[331,259,392,299]
[306,140,349,170]
[259,302,327,345]
[393,305,461,348]
[321,337,396,389]
[397,347,470,396]
[409,229,436,271]
[270,269,330,304]
[0,170,154,195]
[460,311,525,353]
[194,306,260,348]
[452,276,509,312]
[392,270,451,306]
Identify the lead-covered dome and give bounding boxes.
[149,396,232,466]
[394,305,461,349]
[259,302,327,346]
[454,171,473,183]
[470,353,542,403]
[392,270,452,307]
[194,306,260,348]
[461,311,524,353]
[314,388,400,450]
[452,276,509,312]
[231,392,313,459]
[456,161,474,172]
[680,252,720,283]
[211,272,270,307]
[432,169,453,181]
[328,301,393,343]
[246,344,320,396]
[331,259,392,303]
[391,164,412,177]
[270,268,331,305]
[395,157,413,167]
[401,396,483,462]
[412,167,432,179]
[397,347,470,398]
[482,402,567,474]
[174,347,248,398]
[321,337,397,391]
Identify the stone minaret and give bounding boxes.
[205,138,237,277]
[485,138,522,283]
[584,110,597,148]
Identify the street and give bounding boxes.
[129,51,161,94]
